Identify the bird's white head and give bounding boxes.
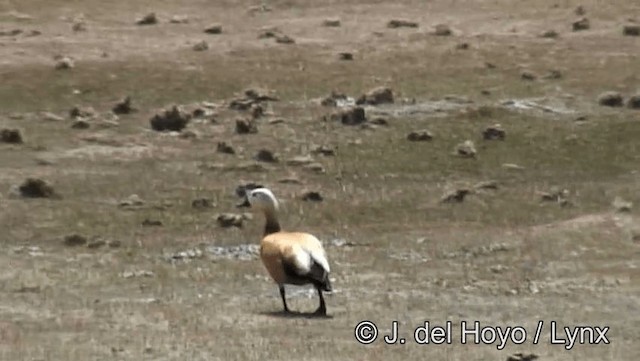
[247,187,279,213]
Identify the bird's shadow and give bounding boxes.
[258,310,334,320]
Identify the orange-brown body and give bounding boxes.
[260,231,331,289]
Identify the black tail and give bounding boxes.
[321,274,333,292]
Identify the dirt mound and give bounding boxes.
[357,86,394,105]
[18,178,59,198]
[0,128,23,144]
[328,106,367,125]
[150,106,191,131]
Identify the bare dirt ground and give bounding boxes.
[1,0,639,360]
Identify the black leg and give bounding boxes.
[279,285,290,313]
[313,285,327,316]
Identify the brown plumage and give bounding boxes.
[247,187,332,316]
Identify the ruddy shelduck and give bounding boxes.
[246,187,332,316]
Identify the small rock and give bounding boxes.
[112,96,134,115]
[255,149,278,163]
[623,24,640,36]
[338,52,354,61]
[64,234,87,246]
[520,70,537,81]
[178,130,198,139]
[433,24,453,36]
[192,198,214,209]
[572,17,590,31]
[443,95,473,104]
[303,162,326,173]
[217,213,245,228]
[320,91,352,107]
[108,240,122,248]
[136,13,158,25]
[301,191,323,202]
[0,128,23,144]
[312,145,335,156]
[236,118,258,134]
[72,21,87,32]
[539,187,569,203]
[244,87,278,102]
[192,40,209,51]
[490,264,508,273]
[275,34,295,44]
[217,141,235,154]
[71,119,90,129]
[474,180,499,190]
[142,219,163,227]
[329,106,367,125]
[229,98,254,111]
[258,27,280,39]
[370,117,389,126]
[407,130,433,142]
[574,5,586,16]
[122,270,155,278]
[483,124,506,140]
[278,177,302,184]
[118,194,145,208]
[150,106,191,131]
[69,106,95,119]
[506,353,538,361]
[627,94,640,109]
[169,15,189,24]
[41,112,64,121]
[357,86,394,105]
[248,4,272,14]
[87,239,106,249]
[18,178,57,198]
[612,197,632,213]
[286,155,315,166]
[597,91,624,107]
[387,19,418,28]
[0,29,23,36]
[502,163,525,171]
[191,106,211,118]
[441,189,471,203]
[55,57,74,70]
[456,42,470,50]
[250,103,264,119]
[540,29,559,38]
[543,69,563,79]
[228,161,270,172]
[204,24,222,34]
[322,18,341,27]
[456,140,477,158]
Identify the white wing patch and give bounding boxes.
[290,236,331,276]
[290,244,312,274]
[302,236,331,274]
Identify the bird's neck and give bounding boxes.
[263,208,281,236]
